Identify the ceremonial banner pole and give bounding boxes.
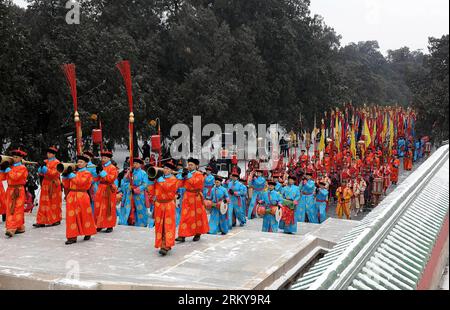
[116,60,136,225]
[62,64,83,156]
[99,117,104,152]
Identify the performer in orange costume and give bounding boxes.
[94,151,118,233]
[34,146,62,228]
[2,149,28,238]
[61,155,97,245]
[403,148,413,171]
[336,179,353,220]
[176,158,209,243]
[152,160,180,256]
[390,152,401,185]
[0,169,6,223]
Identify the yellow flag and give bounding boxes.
[319,128,325,152]
[350,126,357,159]
[382,113,388,142]
[389,115,394,154]
[372,121,377,144]
[364,119,371,149]
[335,115,340,151]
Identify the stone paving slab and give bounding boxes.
[0,212,357,290]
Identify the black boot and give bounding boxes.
[105,228,113,233]
[65,238,77,245]
[84,236,91,241]
[5,231,13,238]
[193,234,201,242]
[159,248,169,256]
[32,223,45,228]
[97,228,103,232]
[1,214,6,222]
[175,237,185,243]
[51,221,61,227]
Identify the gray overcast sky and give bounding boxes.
[13,0,449,54]
[310,0,449,54]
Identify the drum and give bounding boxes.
[219,201,228,215]
[257,205,267,217]
[270,206,278,216]
[204,199,213,210]
[373,177,383,195]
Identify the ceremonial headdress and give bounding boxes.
[100,150,113,158]
[10,148,27,157]
[187,158,200,166]
[134,158,144,165]
[46,146,59,154]
[77,155,90,163]
[163,159,177,170]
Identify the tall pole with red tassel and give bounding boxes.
[62,64,83,156]
[116,60,135,226]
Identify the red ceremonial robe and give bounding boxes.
[0,171,6,216]
[63,170,97,239]
[153,175,180,249]
[37,159,62,225]
[4,163,28,233]
[94,163,118,229]
[178,171,209,237]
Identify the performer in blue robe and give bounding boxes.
[118,177,131,225]
[279,175,300,234]
[175,165,186,227]
[208,176,230,235]
[203,166,215,199]
[83,151,98,214]
[227,172,247,228]
[397,138,406,158]
[414,140,421,162]
[316,182,329,224]
[298,170,318,223]
[247,170,266,219]
[275,180,283,193]
[147,179,155,228]
[260,181,282,233]
[240,180,248,213]
[126,158,150,227]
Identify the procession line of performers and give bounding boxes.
[0,136,431,256]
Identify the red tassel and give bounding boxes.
[62,63,82,155]
[116,60,136,226]
[116,60,133,112]
[61,64,78,111]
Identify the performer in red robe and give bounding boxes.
[1,149,28,238]
[94,151,118,233]
[404,148,413,171]
[0,169,6,223]
[390,152,401,185]
[152,160,180,256]
[176,158,209,242]
[34,146,62,228]
[61,155,97,245]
